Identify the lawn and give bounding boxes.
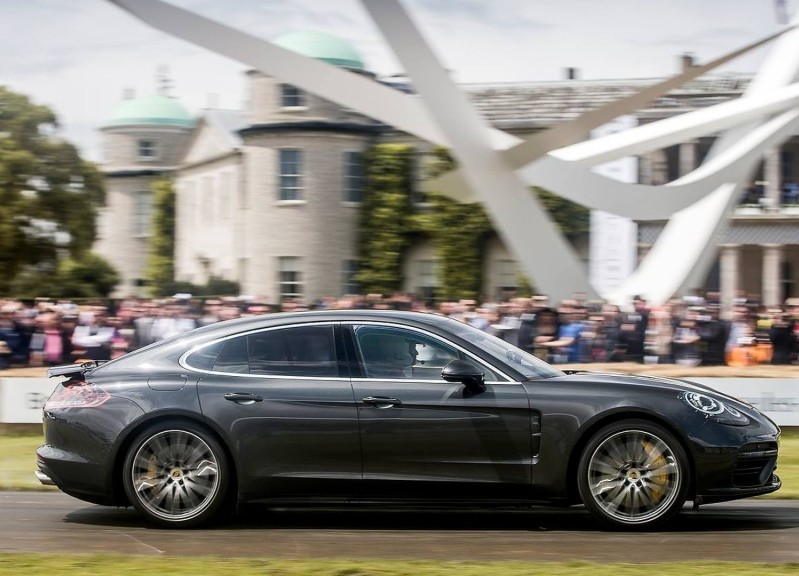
[4,431,797,497]
[0,556,797,576]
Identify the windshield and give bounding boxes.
[447,319,564,380]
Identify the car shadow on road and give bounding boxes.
[63,502,798,533]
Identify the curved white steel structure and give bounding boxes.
[108,0,799,304]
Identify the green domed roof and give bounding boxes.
[274,31,365,71]
[106,94,194,128]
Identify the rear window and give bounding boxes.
[185,324,338,378]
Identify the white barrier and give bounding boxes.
[0,377,797,426]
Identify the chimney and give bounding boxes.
[564,67,579,80]
[680,53,695,72]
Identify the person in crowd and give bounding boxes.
[71,308,116,361]
[620,295,649,363]
[726,305,756,366]
[695,303,729,366]
[645,305,674,364]
[770,300,798,364]
[542,300,585,364]
[672,307,702,366]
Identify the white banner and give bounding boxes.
[0,379,57,424]
[693,378,799,427]
[589,116,639,296]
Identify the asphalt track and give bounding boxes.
[2,492,799,562]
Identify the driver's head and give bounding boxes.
[382,335,417,368]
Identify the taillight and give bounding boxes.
[44,383,110,410]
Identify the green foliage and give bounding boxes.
[356,144,415,294]
[6,252,119,300]
[356,146,588,301]
[145,179,176,297]
[412,148,491,301]
[55,252,120,298]
[0,86,106,296]
[533,187,590,240]
[170,276,241,298]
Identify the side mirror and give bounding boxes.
[441,359,486,393]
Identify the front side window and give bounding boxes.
[138,139,157,160]
[278,149,303,201]
[446,317,563,380]
[343,151,363,203]
[354,325,492,381]
[280,84,305,108]
[278,256,303,300]
[186,325,338,377]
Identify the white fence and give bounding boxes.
[1,377,797,426]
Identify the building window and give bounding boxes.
[278,149,303,201]
[343,151,364,203]
[343,259,359,294]
[410,149,429,206]
[783,261,794,299]
[417,259,437,302]
[202,176,214,223]
[280,84,305,108]
[278,256,303,301]
[497,259,518,296]
[138,139,158,161]
[133,190,152,236]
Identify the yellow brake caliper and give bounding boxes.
[643,440,667,504]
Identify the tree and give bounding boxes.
[0,86,106,295]
[145,179,176,297]
[55,253,120,298]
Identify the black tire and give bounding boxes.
[577,419,689,530]
[123,422,230,528]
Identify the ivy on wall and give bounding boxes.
[357,144,589,300]
[355,145,414,294]
[411,148,491,301]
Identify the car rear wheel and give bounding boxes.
[123,423,229,528]
[577,420,688,529]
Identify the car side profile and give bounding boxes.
[37,310,781,529]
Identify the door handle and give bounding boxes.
[362,395,402,408]
[224,392,264,404]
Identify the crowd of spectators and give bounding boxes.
[0,290,797,369]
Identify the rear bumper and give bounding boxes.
[35,468,55,486]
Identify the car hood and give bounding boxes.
[556,370,739,401]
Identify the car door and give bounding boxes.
[346,322,533,502]
[191,322,361,500]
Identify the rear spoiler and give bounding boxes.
[47,361,107,381]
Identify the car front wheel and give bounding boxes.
[577,420,689,529]
[123,423,229,528]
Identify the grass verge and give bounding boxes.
[4,431,797,497]
[0,556,799,576]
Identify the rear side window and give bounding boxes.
[186,325,338,378]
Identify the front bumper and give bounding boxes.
[697,473,781,505]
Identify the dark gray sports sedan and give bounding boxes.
[37,310,781,529]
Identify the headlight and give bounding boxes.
[681,392,750,426]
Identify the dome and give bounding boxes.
[274,31,365,71]
[106,94,195,128]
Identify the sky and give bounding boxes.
[2,0,797,161]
